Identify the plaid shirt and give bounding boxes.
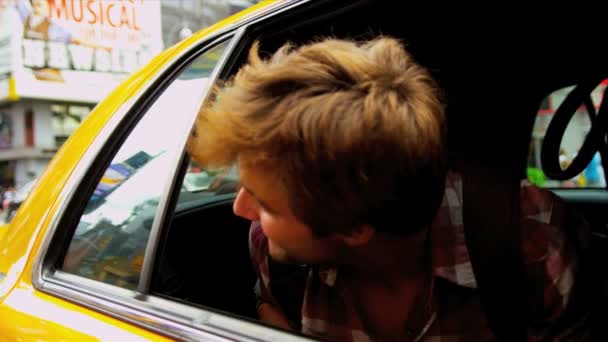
[249,171,590,341]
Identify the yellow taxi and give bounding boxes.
[0,1,313,340]
[1,0,607,340]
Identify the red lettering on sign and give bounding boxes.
[86,0,97,24]
[132,6,140,30]
[99,1,104,25]
[49,0,69,20]
[71,0,83,22]
[119,5,130,28]
[106,3,117,28]
[44,1,145,35]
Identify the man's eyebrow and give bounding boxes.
[242,185,275,212]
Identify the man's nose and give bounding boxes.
[233,188,259,221]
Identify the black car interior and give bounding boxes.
[151,0,608,337]
[155,195,256,318]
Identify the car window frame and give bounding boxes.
[32,28,251,341]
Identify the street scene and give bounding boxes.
[0,1,604,341]
[0,0,257,224]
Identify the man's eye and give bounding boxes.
[257,201,272,213]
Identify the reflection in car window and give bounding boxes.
[177,160,239,211]
[528,80,607,188]
[62,40,231,289]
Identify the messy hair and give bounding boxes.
[188,37,446,236]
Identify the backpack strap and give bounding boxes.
[462,165,528,341]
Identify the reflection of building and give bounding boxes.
[89,151,153,212]
[123,151,153,170]
[161,0,259,46]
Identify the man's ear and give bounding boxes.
[336,224,375,247]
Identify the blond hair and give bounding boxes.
[188,37,446,236]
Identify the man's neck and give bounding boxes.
[341,229,430,288]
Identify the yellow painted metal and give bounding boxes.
[0,1,279,339]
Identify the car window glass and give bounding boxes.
[176,161,239,211]
[61,40,231,289]
[528,80,607,188]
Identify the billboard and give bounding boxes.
[0,0,163,103]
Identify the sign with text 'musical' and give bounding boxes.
[0,0,163,103]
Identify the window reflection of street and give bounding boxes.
[64,151,171,289]
[61,40,231,290]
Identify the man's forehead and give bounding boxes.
[238,161,275,189]
[239,160,289,203]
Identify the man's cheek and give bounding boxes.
[268,240,288,261]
